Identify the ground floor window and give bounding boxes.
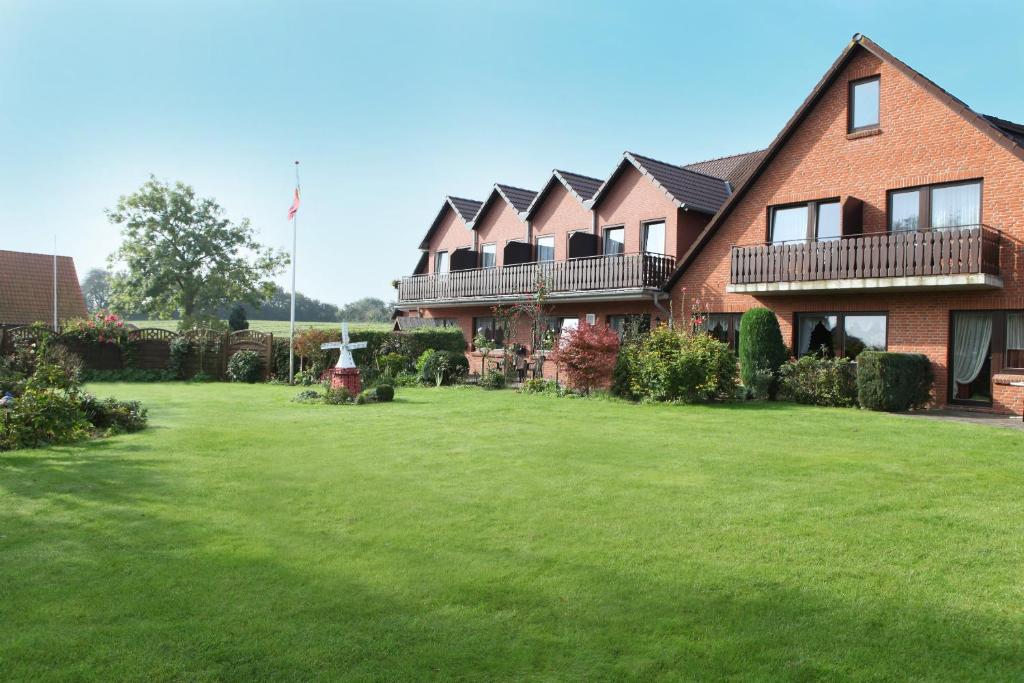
[698,313,742,350]
[796,312,887,359]
[951,310,1024,403]
[472,317,505,348]
[607,314,651,340]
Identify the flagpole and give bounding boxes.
[288,161,300,384]
[53,235,58,330]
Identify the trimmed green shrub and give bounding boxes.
[631,326,737,402]
[778,355,858,407]
[375,384,395,402]
[479,371,507,390]
[420,350,468,386]
[739,308,788,399]
[357,388,377,404]
[79,394,149,433]
[227,350,262,383]
[856,351,933,411]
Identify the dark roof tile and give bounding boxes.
[626,152,732,214]
[495,184,538,213]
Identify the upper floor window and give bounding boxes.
[643,221,665,255]
[434,250,449,273]
[536,235,555,262]
[849,76,880,132]
[603,226,625,256]
[770,199,840,244]
[480,243,496,269]
[887,180,981,232]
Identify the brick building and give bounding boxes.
[667,34,1024,414]
[0,249,87,328]
[395,34,1024,412]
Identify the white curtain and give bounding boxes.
[1007,312,1024,351]
[931,182,980,229]
[953,313,992,385]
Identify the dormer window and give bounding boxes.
[848,76,880,132]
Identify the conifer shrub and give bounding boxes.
[738,308,788,399]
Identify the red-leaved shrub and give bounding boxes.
[552,323,620,394]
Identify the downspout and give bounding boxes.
[652,291,671,328]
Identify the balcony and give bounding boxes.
[728,225,1002,294]
[398,252,676,305]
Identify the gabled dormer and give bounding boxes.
[524,170,604,261]
[472,184,538,268]
[419,195,482,274]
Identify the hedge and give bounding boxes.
[856,351,933,411]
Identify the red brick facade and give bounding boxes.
[400,36,1024,412]
[670,42,1024,412]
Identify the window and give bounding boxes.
[769,199,839,244]
[480,243,496,269]
[931,181,981,228]
[1007,312,1024,369]
[607,314,651,340]
[849,76,880,132]
[797,313,886,359]
[473,317,504,348]
[536,235,555,263]
[887,180,981,232]
[642,221,665,254]
[889,189,920,232]
[603,227,625,256]
[771,205,808,244]
[698,313,742,350]
[559,317,579,337]
[816,202,841,241]
[434,250,449,274]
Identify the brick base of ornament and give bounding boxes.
[325,367,361,395]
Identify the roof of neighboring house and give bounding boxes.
[473,183,538,225]
[664,33,1024,290]
[0,249,87,326]
[493,184,538,214]
[418,195,483,250]
[524,169,604,219]
[590,149,766,215]
[683,150,767,188]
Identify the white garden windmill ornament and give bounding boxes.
[321,322,367,369]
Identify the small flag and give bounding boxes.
[287,188,301,220]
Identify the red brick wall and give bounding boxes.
[670,46,1024,411]
[475,197,527,267]
[529,182,593,261]
[425,205,473,274]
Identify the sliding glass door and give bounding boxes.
[951,312,993,403]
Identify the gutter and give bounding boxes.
[651,291,672,327]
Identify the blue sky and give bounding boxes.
[2,1,1022,307]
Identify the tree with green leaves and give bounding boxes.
[106,176,287,320]
[80,268,112,313]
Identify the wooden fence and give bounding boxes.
[729,225,1001,286]
[0,326,275,380]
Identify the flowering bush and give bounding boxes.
[551,323,620,394]
[62,311,128,346]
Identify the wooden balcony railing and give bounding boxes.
[398,252,676,303]
[730,225,1000,286]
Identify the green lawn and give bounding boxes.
[130,319,391,334]
[2,385,1023,681]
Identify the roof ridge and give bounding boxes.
[627,150,729,183]
[0,249,74,259]
[554,169,603,182]
[683,149,766,166]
